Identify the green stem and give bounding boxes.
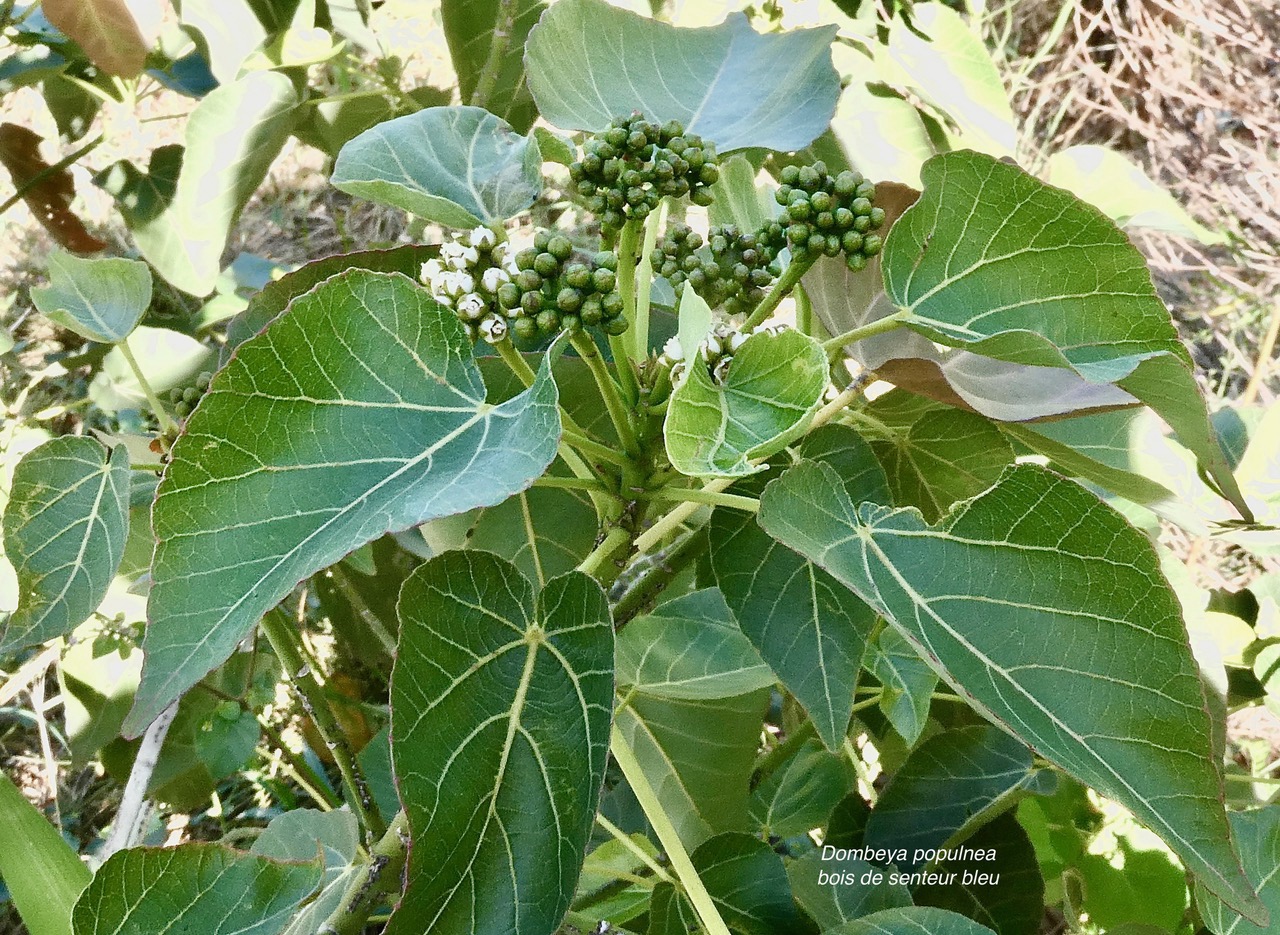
[752,720,816,788]
[611,728,734,935]
[610,529,704,627]
[644,487,758,512]
[633,478,735,553]
[116,340,178,434]
[595,813,675,884]
[318,810,409,935]
[822,311,910,355]
[612,220,643,403]
[741,256,815,332]
[577,525,632,580]
[633,200,668,359]
[795,282,813,337]
[532,475,612,493]
[850,692,884,714]
[564,431,632,469]
[468,0,519,111]
[260,609,386,841]
[570,332,641,457]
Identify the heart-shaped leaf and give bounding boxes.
[333,105,542,228]
[525,0,840,153]
[125,271,561,736]
[1,437,130,653]
[71,845,323,935]
[759,461,1265,924]
[665,328,827,477]
[389,551,613,935]
[880,150,1247,517]
[30,250,151,344]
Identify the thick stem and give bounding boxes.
[822,311,909,355]
[610,729,734,935]
[577,525,632,580]
[260,609,385,841]
[633,200,668,359]
[610,529,704,627]
[318,810,410,935]
[570,332,641,456]
[632,478,734,554]
[117,339,178,434]
[612,220,644,403]
[468,0,518,111]
[101,700,178,861]
[741,255,815,332]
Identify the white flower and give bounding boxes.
[468,227,496,249]
[728,331,749,353]
[712,356,734,383]
[481,267,509,293]
[662,336,684,362]
[479,314,508,344]
[438,270,475,298]
[457,292,486,320]
[491,241,511,264]
[420,258,445,284]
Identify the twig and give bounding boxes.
[101,700,178,861]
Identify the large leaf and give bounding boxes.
[758,461,1265,923]
[30,250,152,344]
[118,71,298,295]
[1046,145,1223,245]
[443,0,544,133]
[748,738,852,839]
[690,832,811,935]
[333,105,542,228]
[829,907,998,935]
[880,149,1247,516]
[616,588,774,699]
[0,772,91,935]
[787,852,912,929]
[665,328,827,477]
[863,725,1044,873]
[1196,806,1280,935]
[613,689,769,850]
[41,0,147,78]
[1,438,130,653]
[388,551,613,935]
[125,271,561,736]
[70,845,323,935]
[524,0,840,153]
[711,425,887,751]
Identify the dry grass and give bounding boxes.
[987,0,1280,402]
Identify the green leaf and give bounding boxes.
[70,844,323,935]
[665,328,828,477]
[675,286,714,370]
[1196,806,1280,935]
[650,882,702,935]
[125,271,561,736]
[915,813,1046,935]
[575,834,661,927]
[867,625,937,748]
[30,250,152,343]
[193,703,260,777]
[333,105,542,227]
[757,460,1265,924]
[525,0,840,153]
[708,155,772,232]
[869,409,1014,523]
[0,772,91,935]
[614,690,769,849]
[1046,145,1224,245]
[178,0,268,83]
[881,149,1247,517]
[881,5,1016,158]
[388,551,613,935]
[616,588,775,700]
[250,808,364,935]
[829,906,998,934]
[121,71,298,295]
[711,425,887,750]
[863,725,1044,873]
[443,0,544,134]
[88,326,215,415]
[787,851,912,929]
[748,738,852,839]
[689,832,811,935]
[1,438,130,653]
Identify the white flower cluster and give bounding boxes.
[664,322,790,386]
[420,227,515,344]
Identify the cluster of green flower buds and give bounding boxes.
[498,230,626,340]
[763,162,886,270]
[168,370,213,421]
[569,114,720,235]
[651,223,781,317]
[420,227,514,344]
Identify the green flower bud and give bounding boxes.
[497,282,521,308]
[565,263,592,289]
[536,309,561,334]
[557,287,583,312]
[603,316,630,336]
[592,267,616,292]
[516,269,542,292]
[513,316,538,342]
[534,252,559,277]
[861,233,883,255]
